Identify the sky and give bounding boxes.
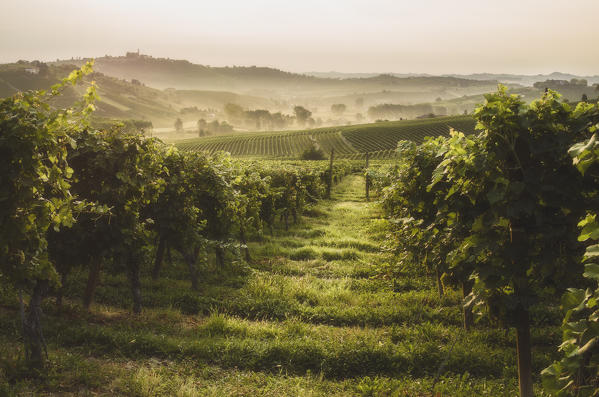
[1,0,598,75]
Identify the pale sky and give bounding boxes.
[1,0,598,75]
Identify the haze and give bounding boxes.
[1,0,598,75]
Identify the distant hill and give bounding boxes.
[442,72,599,86]
[306,71,599,87]
[0,62,178,123]
[10,55,592,131]
[0,61,279,127]
[305,71,434,79]
[51,53,498,98]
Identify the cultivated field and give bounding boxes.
[176,116,477,159]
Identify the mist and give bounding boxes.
[2,0,599,75]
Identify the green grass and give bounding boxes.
[0,175,560,396]
[176,116,477,159]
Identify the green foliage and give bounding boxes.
[301,144,326,160]
[378,85,599,395]
[0,62,94,289]
[0,61,99,367]
[0,175,560,396]
[224,102,294,131]
[173,294,203,315]
[542,131,599,395]
[8,64,582,395]
[0,63,357,370]
[453,87,589,327]
[91,118,153,134]
[380,137,446,275]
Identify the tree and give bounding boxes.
[293,106,312,126]
[355,97,364,108]
[197,118,207,136]
[174,118,183,132]
[245,109,272,130]
[582,93,589,102]
[571,78,588,87]
[219,121,234,133]
[224,103,244,123]
[331,103,347,116]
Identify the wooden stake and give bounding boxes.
[326,148,334,199]
[365,152,370,201]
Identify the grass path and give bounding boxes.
[1,175,552,396]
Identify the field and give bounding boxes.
[0,176,557,396]
[176,116,477,159]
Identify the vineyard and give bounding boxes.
[370,88,599,397]
[176,115,477,159]
[3,64,599,397]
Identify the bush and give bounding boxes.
[300,144,326,160]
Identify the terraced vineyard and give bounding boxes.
[176,115,477,159]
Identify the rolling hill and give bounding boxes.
[0,62,280,127]
[52,53,499,99]
[176,115,477,159]
[0,62,178,123]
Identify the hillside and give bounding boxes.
[309,71,599,87]
[52,54,498,99]
[176,115,477,159]
[444,71,599,86]
[1,60,493,130]
[0,62,279,127]
[0,62,177,123]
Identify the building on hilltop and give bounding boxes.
[125,50,151,59]
[126,49,141,58]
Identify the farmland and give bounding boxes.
[1,176,549,396]
[3,65,599,397]
[3,5,599,392]
[176,115,477,159]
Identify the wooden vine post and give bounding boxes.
[326,148,334,199]
[365,152,370,201]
